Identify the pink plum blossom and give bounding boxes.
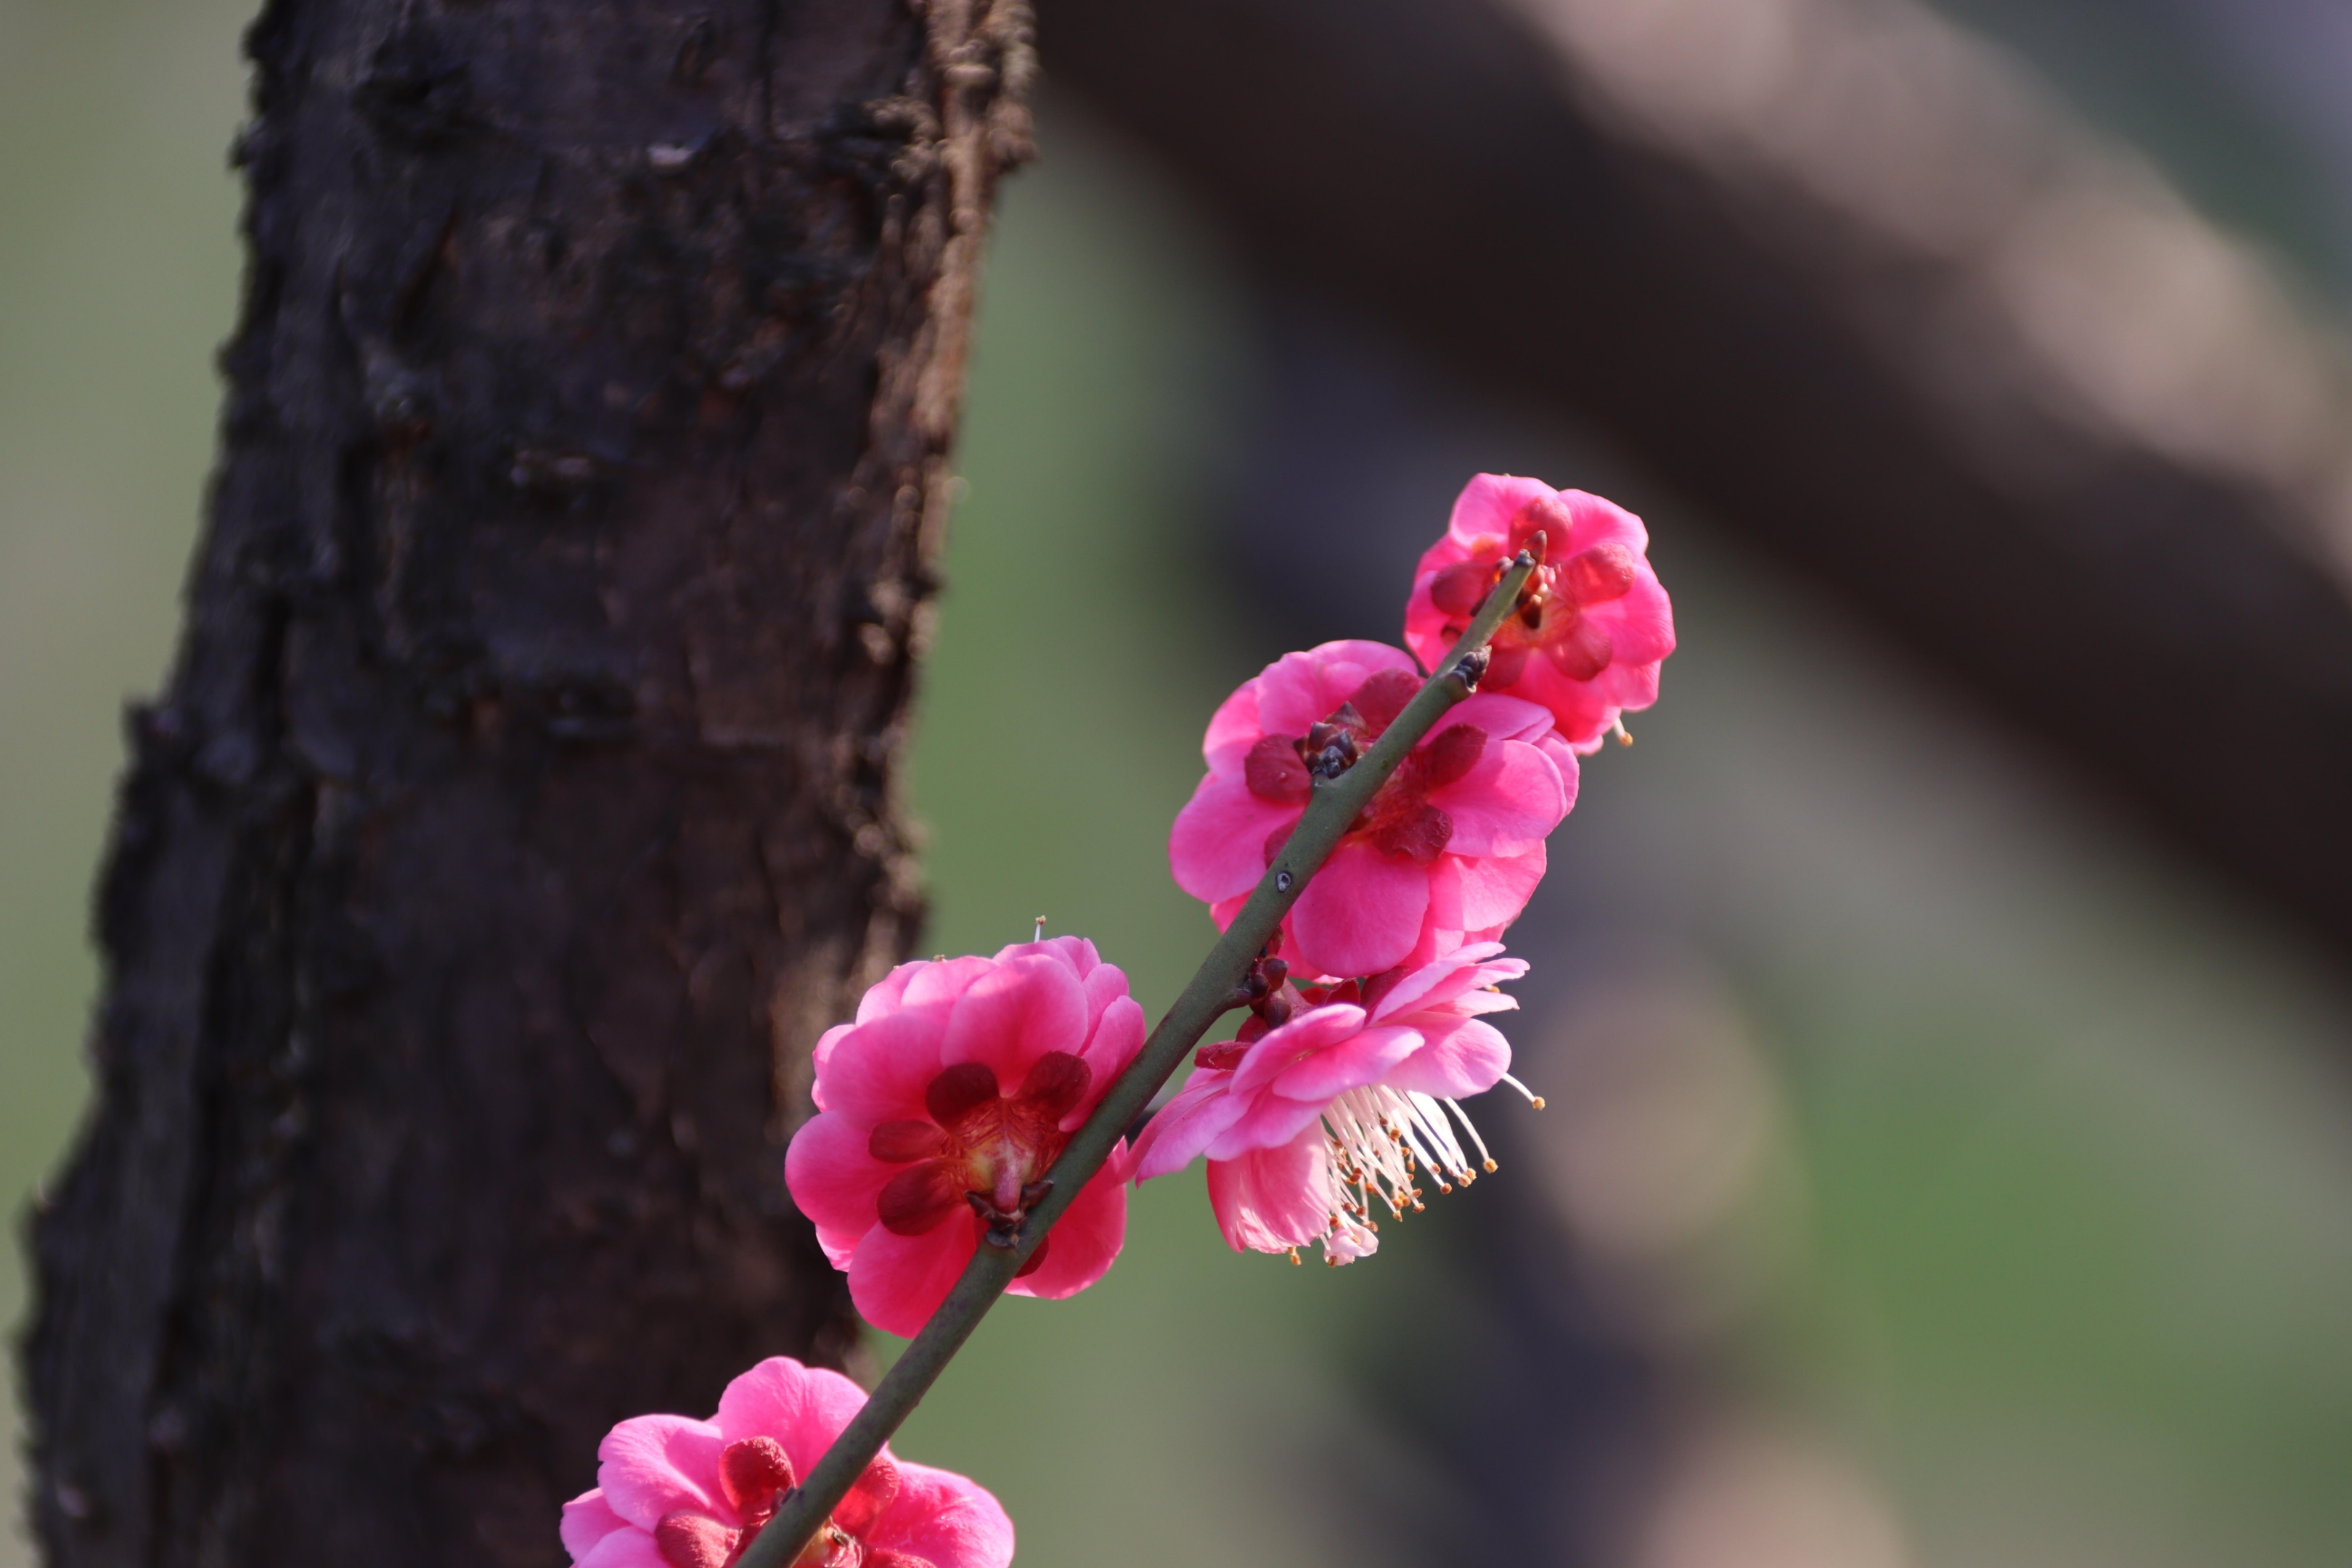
[785,936,1146,1337]
[560,1355,1012,1568]
[1132,943,1539,1264]
[1404,474,1674,753]
[1167,640,1575,980]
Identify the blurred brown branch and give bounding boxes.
[1047,0,2352,953]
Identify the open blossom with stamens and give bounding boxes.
[784,937,1146,1336]
[1404,474,1674,753]
[560,1355,1013,1568]
[1132,943,1537,1265]
[1167,640,1575,981]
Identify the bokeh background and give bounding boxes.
[6,1,2352,1565]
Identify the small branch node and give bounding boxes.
[1447,648,1490,694]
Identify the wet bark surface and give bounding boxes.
[25,1,1032,1562]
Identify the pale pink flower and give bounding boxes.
[1404,475,1675,753]
[1132,944,1539,1264]
[784,937,1146,1337]
[560,1356,1013,1568]
[1167,640,1575,980]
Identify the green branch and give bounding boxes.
[738,544,1542,1567]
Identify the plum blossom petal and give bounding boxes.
[1569,487,1651,552]
[1205,1128,1336,1254]
[1209,1083,1332,1159]
[809,1023,854,1109]
[1266,1024,1421,1104]
[1407,474,1674,750]
[1136,947,1534,1265]
[712,1358,867,1482]
[1228,1006,1368,1098]
[1447,692,1557,745]
[1447,472,1557,547]
[1169,773,1299,903]
[1453,844,1547,931]
[786,944,1144,1337]
[1079,960,1130,1030]
[1287,838,1431,979]
[898,957,996,1010]
[853,965,922,1024]
[1172,639,1570,975]
[1427,738,1568,857]
[1428,844,1548,935]
[863,1461,1016,1568]
[1366,941,1519,1018]
[1252,640,1418,738]
[573,1527,669,1568]
[849,1221,979,1339]
[988,936,1119,1022]
[1592,582,1675,667]
[562,1491,632,1561]
[565,1359,1012,1568]
[853,956,995,1032]
[1201,679,1264,759]
[595,1416,725,1530]
[820,1008,950,1127]
[1069,997,1146,1127]
[782,1113,897,1254]
[940,955,1089,1081]
[1131,1072,1251,1180]
[1382,1017,1512,1098]
[989,937,1132,1053]
[1008,1153,1128,1300]
[992,933,1101,974]
[1499,658,1611,754]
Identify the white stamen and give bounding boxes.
[1444,1097,1498,1172]
[1407,1091,1473,1180]
[1299,1084,1503,1265]
[1499,1071,1545,1109]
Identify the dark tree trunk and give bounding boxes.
[24,1,1032,1562]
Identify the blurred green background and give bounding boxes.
[5,2,2352,1566]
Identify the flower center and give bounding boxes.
[1242,670,1488,867]
[654,1439,866,1568]
[1428,497,1638,685]
[866,1053,1092,1278]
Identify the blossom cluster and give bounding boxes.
[1148,474,1670,1262]
[567,475,1671,1565]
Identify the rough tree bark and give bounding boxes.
[25,1,1032,1562]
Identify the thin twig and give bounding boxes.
[738,544,1542,1567]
